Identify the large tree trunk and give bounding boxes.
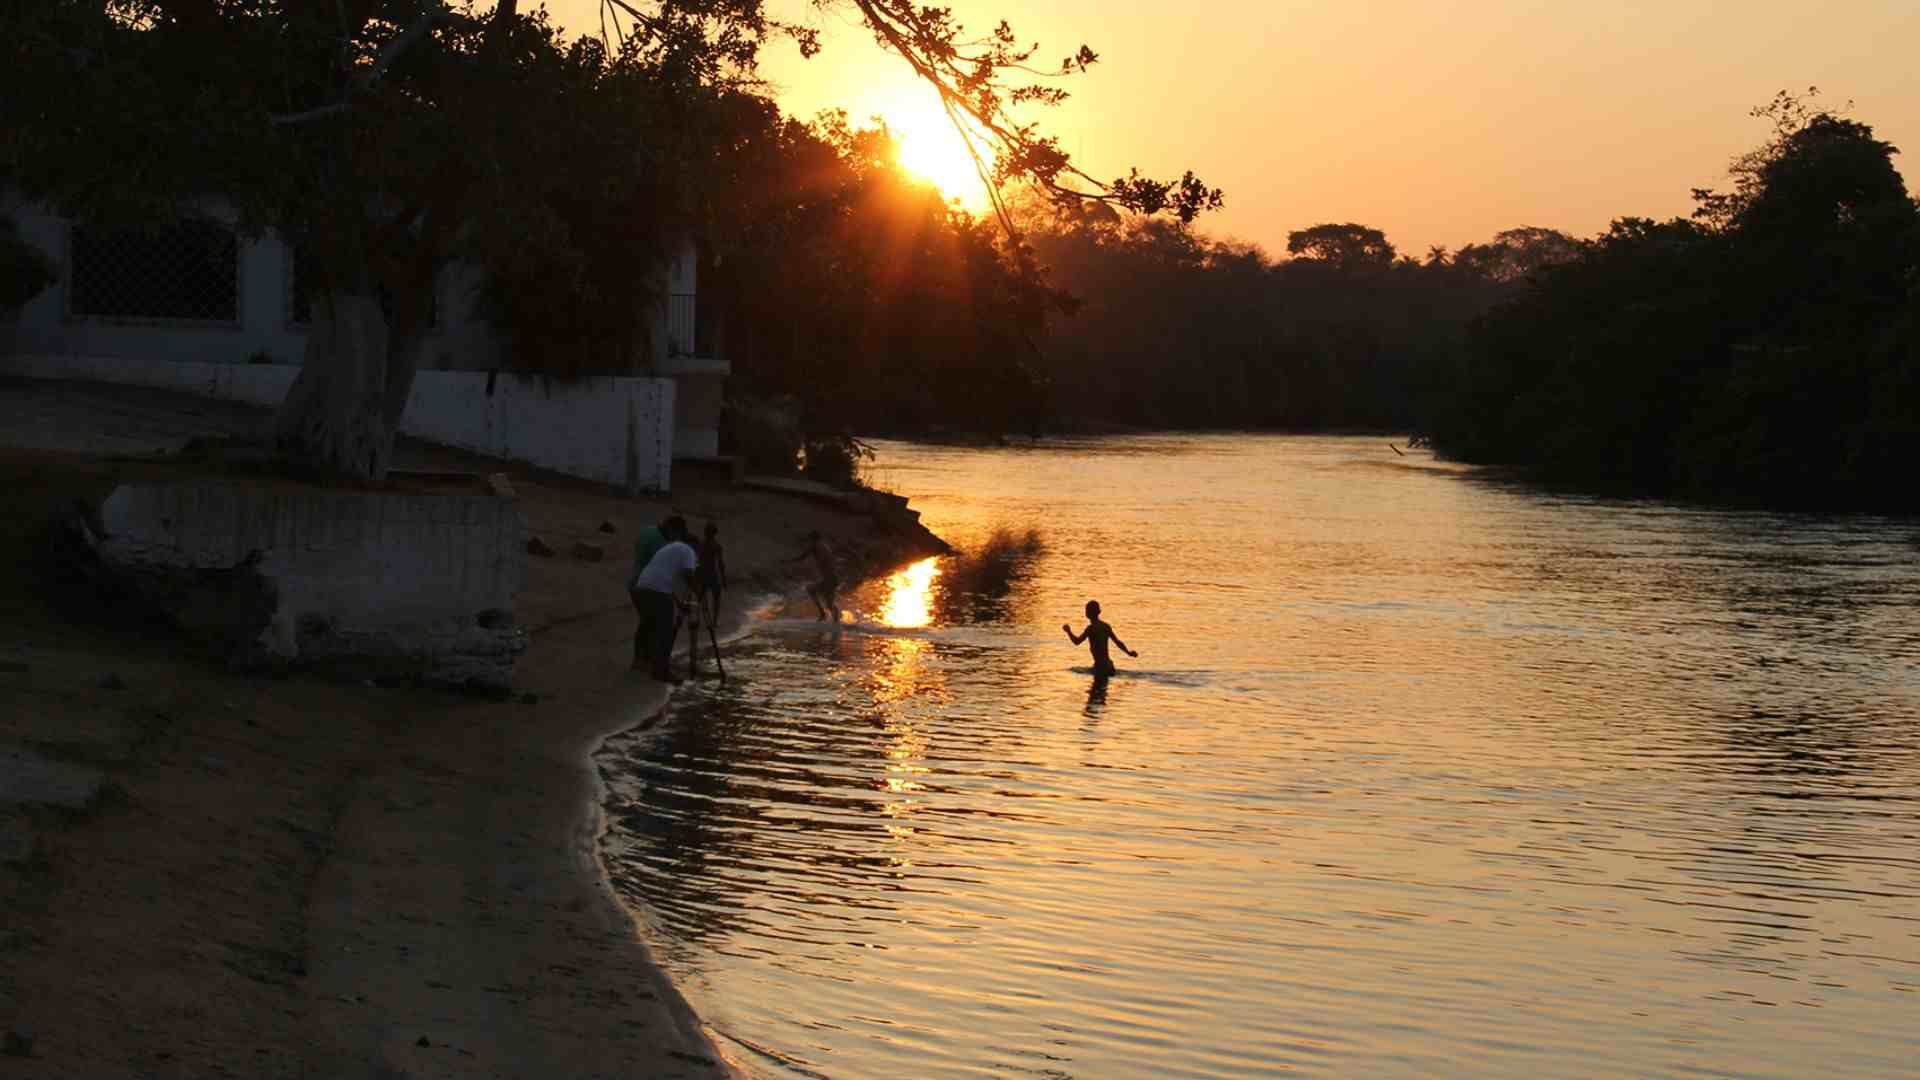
[274,292,397,482]
[380,270,434,433]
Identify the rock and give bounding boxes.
[97,673,127,691]
[1,746,106,810]
[3,1029,32,1058]
[597,519,617,533]
[526,536,556,557]
[259,609,299,660]
[486,473,516,499]
[570,541,605,562]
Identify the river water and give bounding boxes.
[597,434,1920,1078]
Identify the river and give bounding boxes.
[597,434,1920,1078]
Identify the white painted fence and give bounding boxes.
[0,354,676,493]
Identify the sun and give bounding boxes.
[872,90,993,207]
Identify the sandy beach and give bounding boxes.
[0,380,939,1077]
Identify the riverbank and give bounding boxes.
[0,384,943,1076]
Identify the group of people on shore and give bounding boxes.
[628,517,844,683]
[627,516,728,684]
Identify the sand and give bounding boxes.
[0,381,939,1077]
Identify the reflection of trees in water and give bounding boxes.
[931,526,1045,626]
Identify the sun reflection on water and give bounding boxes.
[880,556,941,628]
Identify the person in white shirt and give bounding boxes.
[630,516,698,683]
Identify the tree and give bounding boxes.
[703,110,1070,441]
[1451,226,1582,283]
[1285,223,1396,267]
[6,0,1220,481]
[1429,95,1920,510]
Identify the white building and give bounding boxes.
[1,200,728,477]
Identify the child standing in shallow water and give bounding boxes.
[1064,600,1137,677]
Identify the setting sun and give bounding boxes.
[873,90,992,207]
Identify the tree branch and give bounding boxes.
[267,3,477,126]
[271,102,352,126]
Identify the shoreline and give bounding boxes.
[572,590,786,1078]
[0,391,944,1077]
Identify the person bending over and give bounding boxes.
[1063,599,1137,677]
[631,517,698,683]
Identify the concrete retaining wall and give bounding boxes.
[0,354,676,493]
[91,480,529,688]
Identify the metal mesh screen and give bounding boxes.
[69,220,239,323]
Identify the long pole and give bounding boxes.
[707,617,726,682]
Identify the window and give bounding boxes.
[69,220,239,323]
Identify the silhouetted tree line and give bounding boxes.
[1011,208,1576,431]
[711,91,1916,512]
[697,101,1068,450]
[1426,94,1920,511]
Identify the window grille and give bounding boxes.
[668,292,696,355]
[287,246,437,329]
[69,220,239,323]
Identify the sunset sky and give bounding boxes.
[553,1,1920,256]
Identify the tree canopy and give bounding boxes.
[1425,95,1920,511]
[3,0,1221,480]
[1286,223,1397,267]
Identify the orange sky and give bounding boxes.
[551,1,1920,256]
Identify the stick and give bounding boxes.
[707,617,726,683]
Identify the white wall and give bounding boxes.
[0,354,677,493]
[401,370,675,493]
[4,198,713,473]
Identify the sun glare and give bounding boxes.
[875,92,992,208]
[880,557,940,628]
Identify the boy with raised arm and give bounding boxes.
[1064,599,1138,677]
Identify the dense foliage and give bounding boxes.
[4,0,1215,481]
[1015,214,1537,431]
[694,104,1069,447]
[1426,100,1920,511]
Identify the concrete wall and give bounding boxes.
[402,370,675,493]
[4,200,721,468]
[92,480,528,688]
[0,354,677,494]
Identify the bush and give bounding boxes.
[723,394,803,476]
[799,432,873,489]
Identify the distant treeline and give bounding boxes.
[708,93,1917,511]
[1426,96,1919,512]
[1015,213,1562,433]
[706,103,1558,440]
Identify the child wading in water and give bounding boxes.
[1064,600,1138,677]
